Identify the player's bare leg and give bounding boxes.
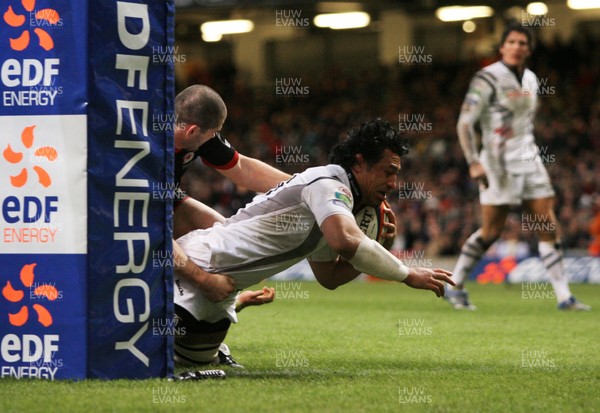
[447,204,509,310]
[523,197,590,310]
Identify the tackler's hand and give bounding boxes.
[236,287,275,312]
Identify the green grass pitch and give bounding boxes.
[1,281,599,413]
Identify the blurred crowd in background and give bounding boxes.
[179,31,600,258]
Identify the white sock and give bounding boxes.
[451,229,490,290]
[538,241,571,303]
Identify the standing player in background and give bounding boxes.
[173,119,454,366]
[171,85,290,365]
[446,24,590,311]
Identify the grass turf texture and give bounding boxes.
[1,282,599,413]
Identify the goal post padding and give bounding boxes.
[0,0,174,379]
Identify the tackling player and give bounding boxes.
[173,119,454,365]
[172,85,290,365]
[446,24,590,311]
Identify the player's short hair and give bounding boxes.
[175,85,227,132]
[329,118,409,169]
[500,22,534,50]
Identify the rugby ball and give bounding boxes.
[354,204,388,244]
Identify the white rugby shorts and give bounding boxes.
[479,162,555,205]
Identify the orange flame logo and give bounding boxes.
[2,125,58,188]
[3,0,60,51]
[2,263,58,327]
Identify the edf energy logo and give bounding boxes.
[3,125,57,188]
[3,0,60,51]
[2,0,62,108]
[1,262,62,379]
[2,263,59,327]
[1,124,61,246]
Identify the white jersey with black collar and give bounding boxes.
[459,61,542,174]
[175,164,356,291]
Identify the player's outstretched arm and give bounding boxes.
[308,258,361,290]
[320,214,409,282]
[320,214,454,297]
[219,154,291,193]
[173,240,236,302]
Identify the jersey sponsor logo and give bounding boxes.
[334,191,352,207]
[332,199,351,209]
[337,186,352,198]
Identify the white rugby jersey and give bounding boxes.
[176,164,358,291]
[458,61,542,174]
